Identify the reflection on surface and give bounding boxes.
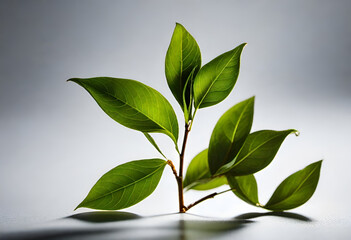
[234,211,312,222]
[177,218,250,240]
[0,211,313,240]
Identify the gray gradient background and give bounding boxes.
[1,0,350,236]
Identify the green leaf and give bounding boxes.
[143,133,166,159]
[191,177,227,191]
[193,43,246,109]
[223,129,298,176]
[264,160,322,211]
[165,23,201,110]
[208,97,255,175]
[68,77,179,144]
[183,149,210,188]
[76,159,167,210]
[183,149,226,191]
[227,174,259,206]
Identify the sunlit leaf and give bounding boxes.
[264,160,322,211]
[208,97,254,174]
[165,23,201,110]
[68,77,179,144]
[76,159,167,210]
[193,43,246,109]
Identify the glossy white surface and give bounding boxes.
[1,212,350,240]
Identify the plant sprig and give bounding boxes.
[69,23,322,213]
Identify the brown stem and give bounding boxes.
[167,160,178,177]
[179,123,190,178]
[177,122,191,213]
[185,192,218,211]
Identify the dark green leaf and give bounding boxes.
[76,159,167,210]
[183,149,226,191]
[264,160,322,211]
[165,23,201,110]
[208,97,255,175]
[193,43,246,109]
[224,129,298,176]
[227,175,259,206]
[68,77,179,144]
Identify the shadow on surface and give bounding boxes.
[0,212,251,240]
[234,211,312,222]
[0,228,116,240]
[67,211,141,223]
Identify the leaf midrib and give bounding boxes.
[265,165,318,208]
[222,101,251,166]
[80,162,166,206]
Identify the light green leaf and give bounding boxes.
[193,43,246,109]
[143,133,166,159]
[227,175,259,206]
[68,77,179,144]
[190,177,227,191]
[264,160,322,211]
[184,149,226,191]
[165,23,201,110]
[76,159,167,210]
[224,129,298,176]
[208,97,255,175]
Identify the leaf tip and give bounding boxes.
[240,43,248,49]
[314,159,323,167]
[292,129,300,136]
[67,78,79,83]
[286,129,299,137]
[175,22,184,28]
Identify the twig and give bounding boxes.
[185,192,218,211]
[185,188,235,211]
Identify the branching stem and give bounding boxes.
[185,188,234,211]
[172,118,233,212]
[185,192,218,211]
